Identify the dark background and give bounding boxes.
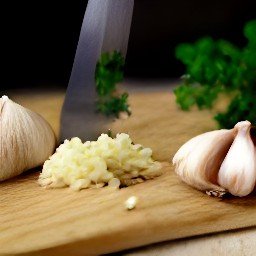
[2,0,255,89]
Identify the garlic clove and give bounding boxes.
[218,121,256,197]
[0,95,56,181]
[172,128,236,193]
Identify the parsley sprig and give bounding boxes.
[174,19,256,128]
[95,51,131,117]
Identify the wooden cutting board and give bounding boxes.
[1,88,256,256]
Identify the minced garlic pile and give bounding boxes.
[38,133,162,190]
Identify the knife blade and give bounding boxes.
[60,0,134,142]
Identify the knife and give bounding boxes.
[59,0,134,142]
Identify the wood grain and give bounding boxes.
[1,89,256,256]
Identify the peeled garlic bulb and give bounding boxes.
[0,95,56,181]
[172,120,256,197]
[218,121,256,197]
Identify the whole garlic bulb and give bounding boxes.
[218,121,256,196]
[172,120,256,197]
[0,95,56,181]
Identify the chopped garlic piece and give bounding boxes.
[108,178,121,188]
[125,196,138,210]
[38,133,162,190]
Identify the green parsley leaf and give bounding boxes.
[174,19,256,128]
[95,51,131,117]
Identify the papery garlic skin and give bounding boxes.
[172,128,236,193]
[218,121,256,197]
[0,95,56,181]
